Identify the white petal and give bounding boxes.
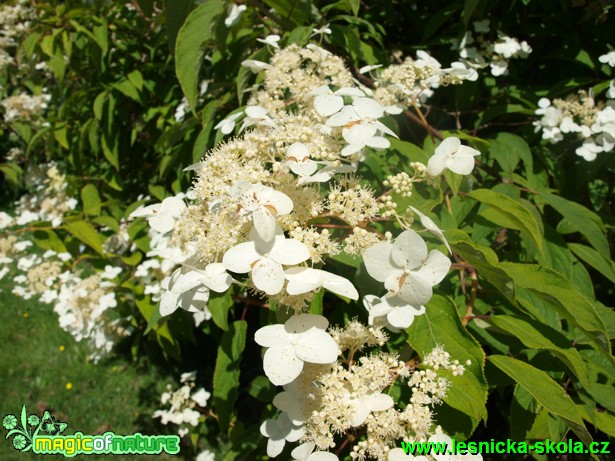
[398,272,433,306]
[391,230,428,269]
[295,330,338,364]
[292,442,315,461]
[263,345,304,386]
[365,136,390,149]
[287,142,311,161]
[285,313,329,333]
[290,160,319,177]
[253,206,277,242]
[387,306,417,329]
[159,196,187,217]
[334,87,365,97]
[416,250,451,285]
[269,238,311,265]
[409,206,451,253]
[252,258,285,295]
[171,271,204,294]
[308,452,339,461]
[367,393,394,411]
[314,94,344,117]
[353,97,385,119]
[149,214,176,233]
[267,437,286,458]
[266,190,294,215]
[325,106,359,127]
[159,291,179,316]
[435,137,461,157]
[362,241,396,282]
[446,148,479,175]
[426,151,448,176]
[222,242,260,273]
[285,267,322,295]
[320,270,359,300]
[351,405,371,427]
[255,324,292,347]
[343,123,377,144]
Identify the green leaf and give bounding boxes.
[538,192,609,255]
[0,163,22,186]
[81,184,102,216]
[63,220,104,256]
[488,132,533,174]
[209,290,234,331]
[461,0,480,27]
[489,355,594,450]
[213,320,247,430]
[446,230,515,300]
[407,294,487,433]
[111,79,141,103]
[33,230,68,253]
[175,0,224,111]
[165,0,195,52]
[500,262,612,362]
[491,315,590,385]
[568,243,615,284]
[470,189,543,254]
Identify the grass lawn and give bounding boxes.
[0,272,187,460]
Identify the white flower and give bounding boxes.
[257,34,280,48]
[222,227,310,295]
[599,51,615,67]
[241,60,272,73]
[489,59,509,77]
[196,449,216,461]
[260,412,304,457]
[363,230,451,306]
[311,24,332,36]
[191,388,211,407]
[214,112,243,135]
[160,263,232,316]
[0,211,13,229]
[130,195,186,234]
[224,3,246,27]
[230,181,293,242]
[426,137,480,176]
[254,314,338,386]
[363,294,425,330]
[297,160,355,185]
[292,442,339,461]
[285,142,318,177]
[273,381,310,424]
[347,392,394,426]
[239,105,277,131]
[312,86,365,117]
[576,140,602,161]
[325,97,397,156]
[285,267,358,299]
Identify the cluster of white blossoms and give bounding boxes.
[533,52,615,161]
[153,371,211,437]
[1,92,51,122]
[451,19,531,77]
[128,39,484,458]
[0,0,34,71]
[0,163,132,361]
[362,51,478,109]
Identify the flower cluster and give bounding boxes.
[0,0,35,72]
[365,51,478,109]
[153,371,211,437]
[452,19,531,77]
[1,92,51,122]
[533,57,615,161]
[128,40,482,458]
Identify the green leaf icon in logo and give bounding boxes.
[2,414,17,430]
